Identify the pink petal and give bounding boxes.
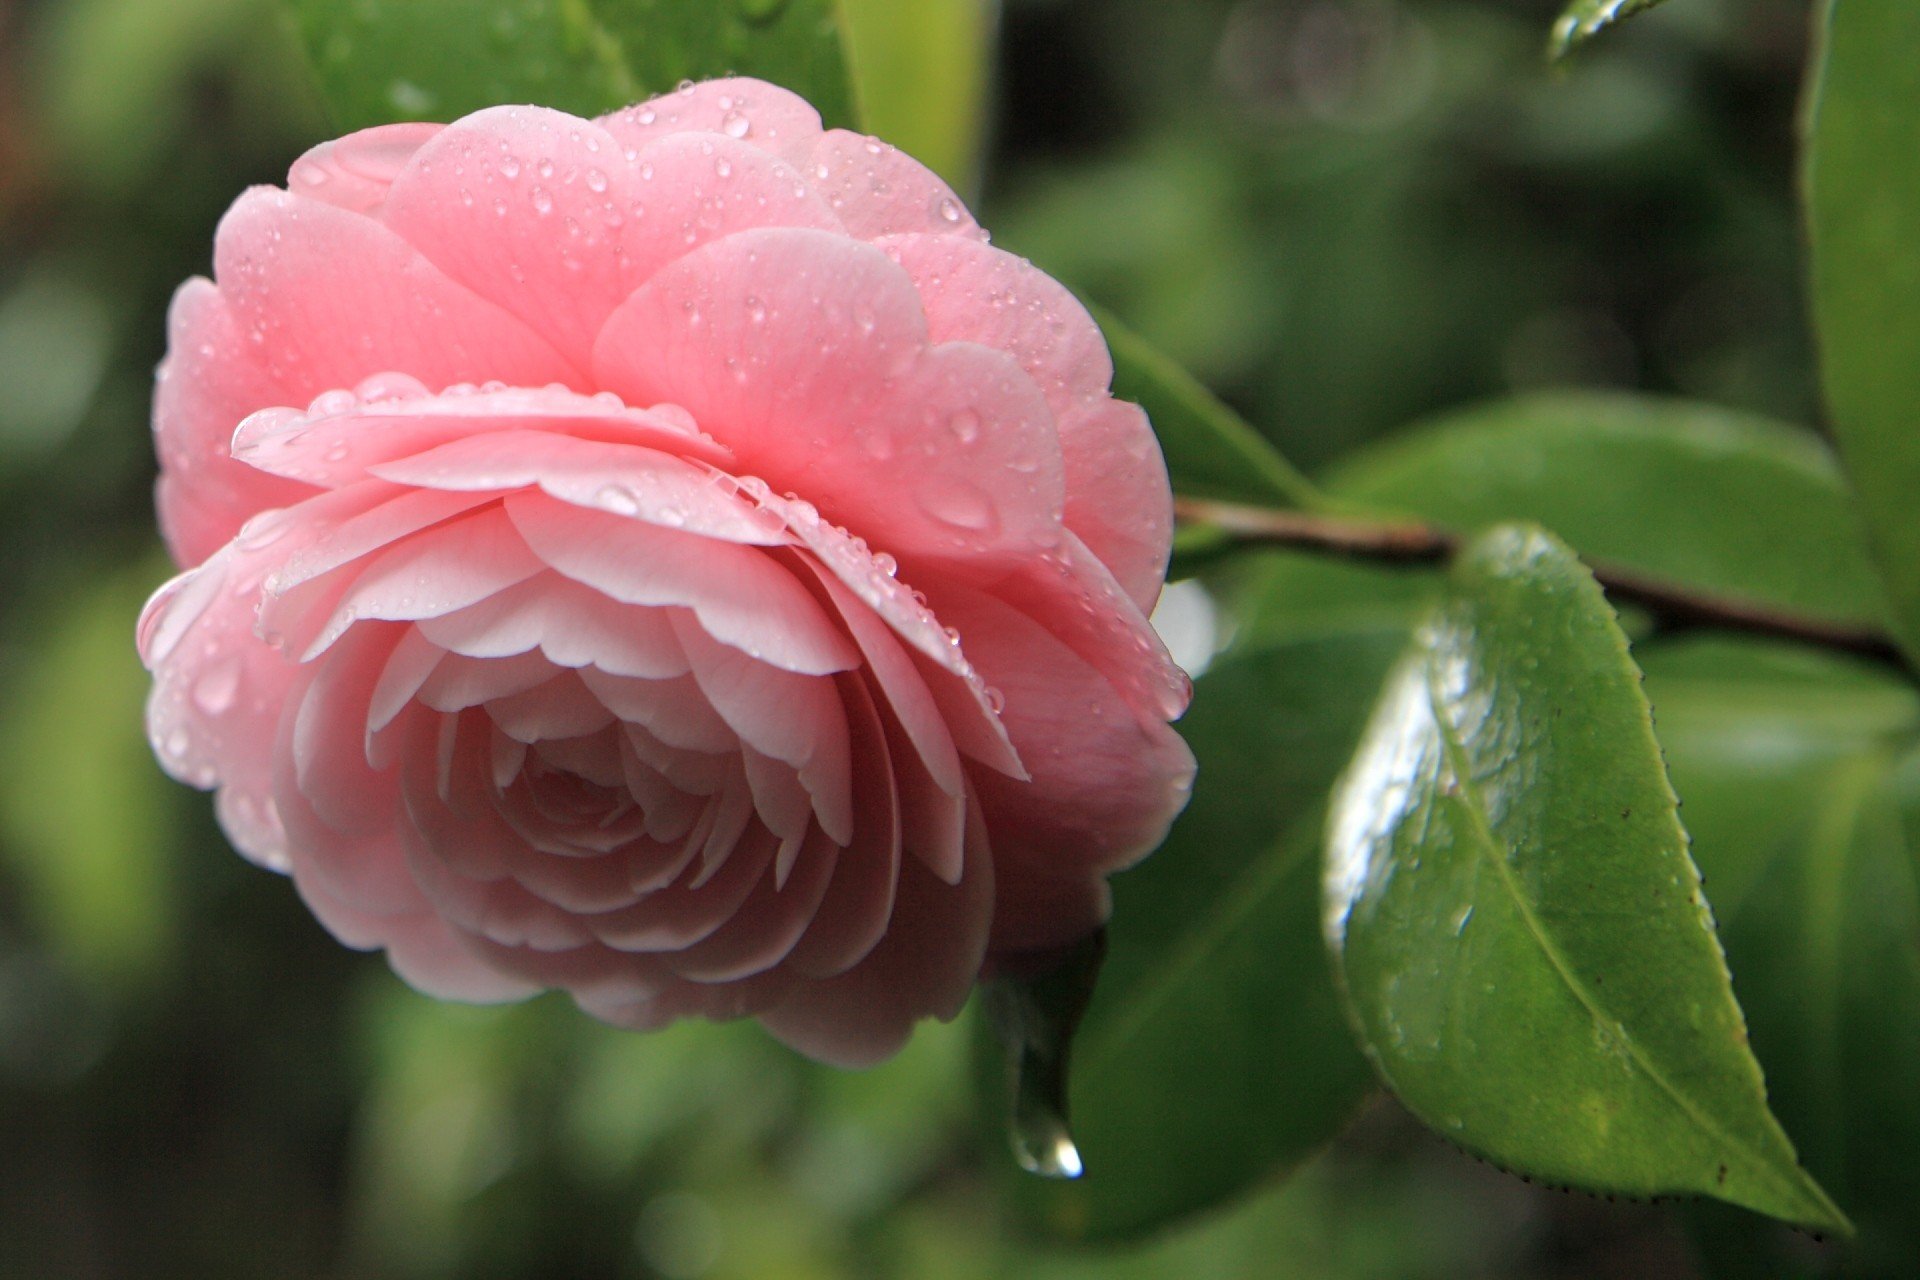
[506,494,859,675]
[234,382,731,491]
[296,505,546,660]
[613,130,842,298]
[418,573,690,677]
[598,77,825,169]
[673,617,853,846]
[289,122,443,215]
[805,130,986,243]
[666,828,838,982]
[935,580,1196,883]
[878,233,1173,608]
[783,678,900,979]
[761,814,993,1068]
[212,187,578,401]
[592,227,1066,571]
[154,279,314,565]
[382,107,638,364]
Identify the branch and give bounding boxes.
[1175,496,1912,674]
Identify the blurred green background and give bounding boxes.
[0,0,1825,1274]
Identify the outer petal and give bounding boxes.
[805,130,987,244]
[212,187,578,401]
[382,108,639,365]
[878,233,1173,609]
[154,279,314,565]
[288,122,442,215]
[594,227,1066,573]
[598,77,825,169]
[934,580,1195,891]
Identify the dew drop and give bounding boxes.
[531,186,554,215]
[936,196,962,224]
[192,658,242,716]
[595,484,642,516]
[946,409,982,443]
[500,155,522,179]
[585,167,608,193]
[722,110,752,140]
[163,727,191,760]
[918,479,997,532]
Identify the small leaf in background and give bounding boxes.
[839,0,993,192]
[1324,525,1846,1233]
[995,625,1390,1240]
[1096,305,1323,511]
[286,0,855,131]
[0,563,179,990]
[1804,0,1920,659]
[1548,0,1676,61]
[1328,392,1884,628]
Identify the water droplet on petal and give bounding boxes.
[918,479,998,532]
[947,409,982,443]
[531,186,554,215]
[936,196,962,223]
[192,658,242,716]
[595,484,641,516]
[585,167,609,193]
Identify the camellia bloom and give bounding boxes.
[138,77,1194,1065]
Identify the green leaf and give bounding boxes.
[1548,0,1675,61]
[839,0,991,191]
[1805,0,1920,659]
[995,626,1392,1240]
[287,0,856,131]
[1095,305,1322,511]
[1324,524,1847,1234]
[1329,392,1884,627]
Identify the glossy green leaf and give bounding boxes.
[287,0,855,131]
[996,626,1395,1240]
[1324,525,1847,1233]
[839,0,991,191]
[1548,0,1675,61]
[1329,392,1884,627]
[1096,305,1322,511]
[1805,0,1920,659]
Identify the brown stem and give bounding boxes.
[1175,496,1912,674]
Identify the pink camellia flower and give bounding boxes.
[138,77,1194,1065]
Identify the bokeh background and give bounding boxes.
[0,0,1823,1274]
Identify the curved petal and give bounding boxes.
[598,77,824,169]
[234,382,730,490]
[154,279,314,565]
[506,494,858,675]
[382,107,638,364]
[212,187,578,402]
[877,233,1173,608]
[761,815,993,1068]
[289,122,442,215]
[805,130,986,244]
[935,580,1196,882]
[593,227,1066,572]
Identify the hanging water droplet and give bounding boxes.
[983,930,1104,1183]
